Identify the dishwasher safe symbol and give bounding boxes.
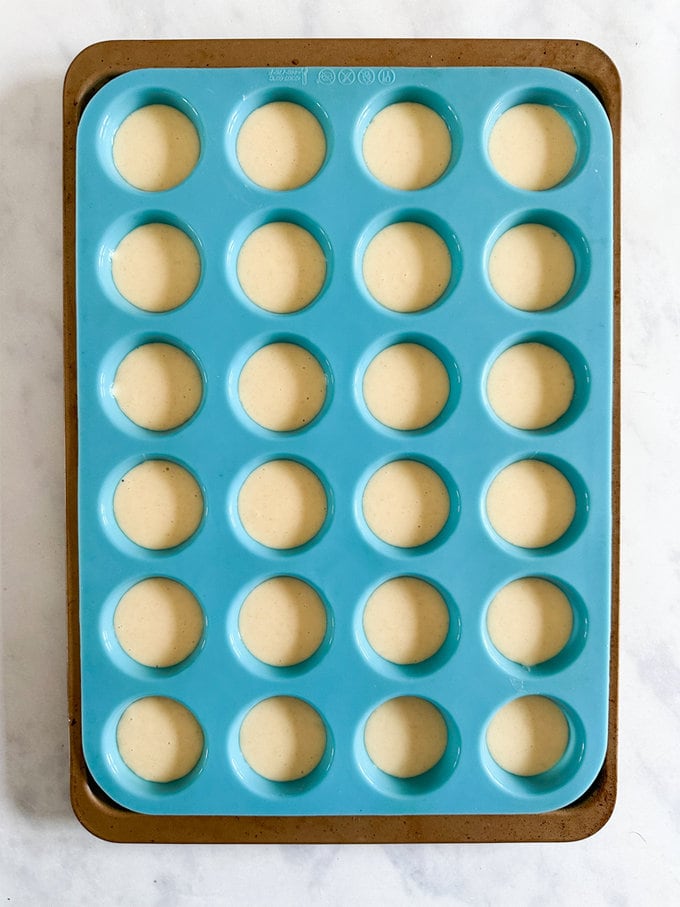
[317,69,335,85]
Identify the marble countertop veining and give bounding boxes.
[1,1,679,904]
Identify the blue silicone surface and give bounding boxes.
[76,65,613,816]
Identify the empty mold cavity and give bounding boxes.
[231,213,329,315]
[485,457,579,551]
[362,458,451,549]
[482,696,586,797]
[359,576,459,675]
[115,696,205,784]
[107,216,202,313]
[112,458,204,551]
[363,341,450,431]
[112,576,205,670]
[237,576,329,668]
[484,87,589,191]
[233,697,331,794]
[484,575,588,676]
[359,212,459,313]
[357,697,460,796]
[236,458,329,550]
[486,212,589,313]
[113,103,200,192]
[111,340,203,432]
[234,95,328,190]
[238,341,327,432]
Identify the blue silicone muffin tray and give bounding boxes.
[75,64,613,816]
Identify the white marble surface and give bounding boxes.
[1,0,679,903]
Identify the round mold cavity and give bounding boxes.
[355,209,462,315]
[96,87,204,191]
[101,575,207,679]
[482,454,589,556]
[226,88,332,191]
[228,696,334,797]
[354,697,460,797]
[483,87,590,191]
[103,696,208,797]
[481,695,586,797]
[354,573,461,679]
[226,209,332,316]
[98,211,204,314]
[355,332,460,436]
[355,87,462,190]
[355,454,460,557]
[484,211,590,314]
[229,454,333,555]
[482,331,590,435]
[100,332,206,437]
[227,573,334,678]
[481,573,588,677]
[99,454,207,558]
[228,331,333,436]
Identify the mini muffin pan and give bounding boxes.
[64,39,620,843]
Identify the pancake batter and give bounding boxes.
[363,460,450,548]
[238,459,327,549]
[239,696,326,781]
[114,577,204,668]
[238,342,326,431]
[486,459,576,549]
[237,222,326,314]
[362,101,451,190]
[117,696,204,783]
[486,342,574,430]
[239,576,327,667]
[486,695,569,776]
[112,223,200,313]
[363,576,449,665]
[113,459,203,550]
[113,342,202,431]
[364,696,447,778]
[113,103,200,191]
[363,222,451,313]
[236,101,326,190]
[487,577,573,666]
[488,223,574,312]
[363,343,450,430]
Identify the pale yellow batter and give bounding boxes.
[239,696,326,781]
[488,103,576,191]
[238,342,326,431]
[363,222,451,313]
[239,576,327,667]
[112,342,202,431]
[236,101,326,190]
[238,459,327,549]
[114,577,204,668]
[362,101,451,190]
[112,223,200,313]
[113,460,203,550]
[237,222,326,314]
[113,104,200,192]
[363,343,450,430]
[363,577,449,665]
[117,696,204,783]
[488,223,574,312]
[486,459,575,549]
[363,460,450,548]
[364,696,447,778]
[486,342,574,430]
[486,695,569,776]
[486,577,573,666]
